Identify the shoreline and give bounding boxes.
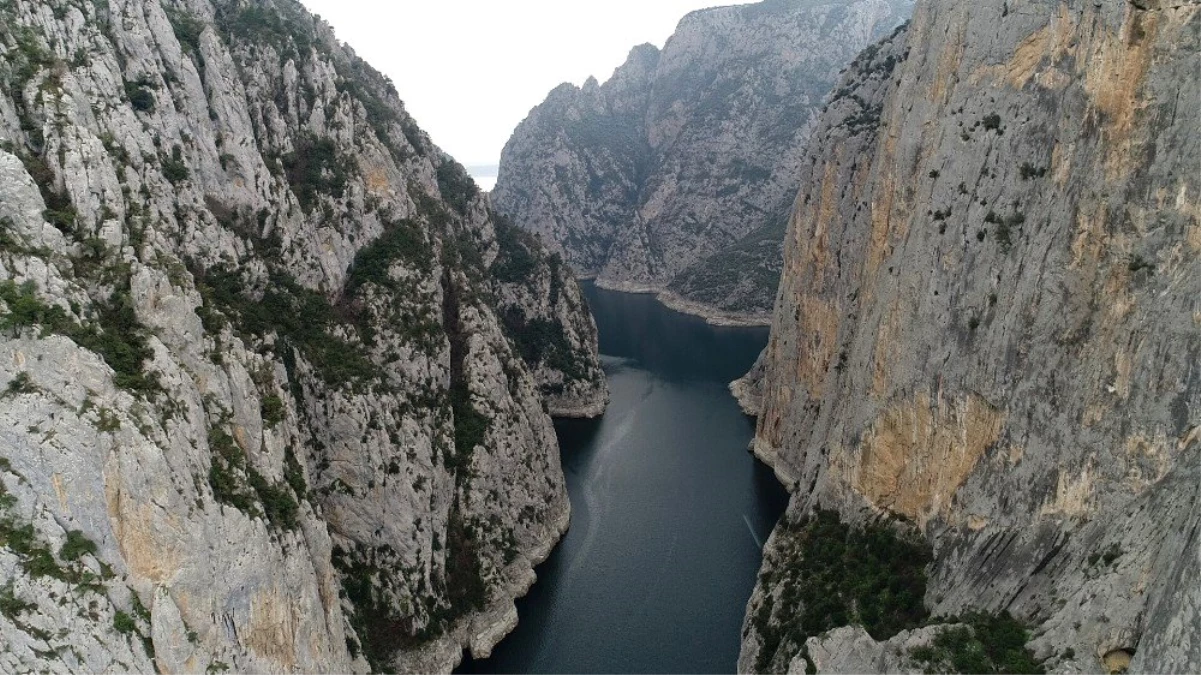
[394,488,572,674]
[585,278,773,328]
[545,392,609,419]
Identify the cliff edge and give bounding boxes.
[742,0,1199,672]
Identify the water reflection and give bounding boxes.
[459,284,786,674]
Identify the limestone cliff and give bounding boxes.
[742,0,1200,672]
[0,0,605,672]
[493,0,913,324]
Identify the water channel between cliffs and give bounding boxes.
[460,282,788,674]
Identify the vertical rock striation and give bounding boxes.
[493,0,913,324]
[0,0,605,672]
[742,0,1200,672]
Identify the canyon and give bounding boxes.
[493,0,913,324]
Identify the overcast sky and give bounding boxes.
[299,0,723,173]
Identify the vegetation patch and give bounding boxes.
[490,216,539,283]
[206,426,260,515]
[206,425,300,530]
[3,372,36,397]
[499,307,585,382]
[0,281,162,395]
[0,473,106,594]
[124,79,156,113]
[260,394,285,427]
[443,510,489,617]
[192,267,374,386]
[908,612,1044,674]
[15,151,76,235]
[332,543,435,673]
[59,529,98,561]
[751,509,932,673]
[347,217,432,291]
[161,145,190,184]
[447,381,489,472]
[165,7,205,57]
[282,134,353,212]
[218,2,315,60]
[435,159,479,215]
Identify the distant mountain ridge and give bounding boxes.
[493,0,914,323]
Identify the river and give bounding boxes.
[460,283,787,674]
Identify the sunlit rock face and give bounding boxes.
[0,0,605,672]
[741,0,1201,672]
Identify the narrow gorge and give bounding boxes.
[493,0,913,324]
[0,0,1197,673]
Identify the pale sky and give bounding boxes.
[299,0,724,176]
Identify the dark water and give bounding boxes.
[460,284,787,674]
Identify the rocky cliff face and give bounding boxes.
[742,0,1199,672]
[0,0,605,672]
[493,0,913,324]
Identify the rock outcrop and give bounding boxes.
[0,0,605,672]
[493,0,913,324]
[741,0,1200,672]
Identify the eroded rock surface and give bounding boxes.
[0,0,604,672]
[742,0,1200,672]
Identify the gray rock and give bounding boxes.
[494,0,913,323]
[741,0,1201,672]
[0,0,605,672]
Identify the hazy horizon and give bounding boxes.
[298,0,723,172]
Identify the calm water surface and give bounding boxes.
[460,284,787,674]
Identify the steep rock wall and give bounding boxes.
[742,0,1200,672]
[493,0,913,323]
[0,0,605,672]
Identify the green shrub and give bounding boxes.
[490,216,538,283]
[113,610,136,634]
[445,510,488,616]
[449,383,489,471]
[332,547,420,672]
[207,424,300,530]
[166,7,205,56]
[1018,163,1047,180]
[0,583,33,619]
[283,447,307,499]
[218,4,314,59]
[0,282,161,395]
[126,84,155,112]
[16,153,75,235]
[982,113,1002,132]
[59,529,98,561]
[752,510,933,673]
[436,159,479,215]
[4,372,35,397]
[347,218,431,291]
[1128,256,1154,275]
[247,467,299,531]
[260,395,285,427]
[192,267,374,386]
[282,134,352,211]
[207,427,260,515]
[499,307,587,382]
[162,145,190,184]
[909,612,1045,674]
